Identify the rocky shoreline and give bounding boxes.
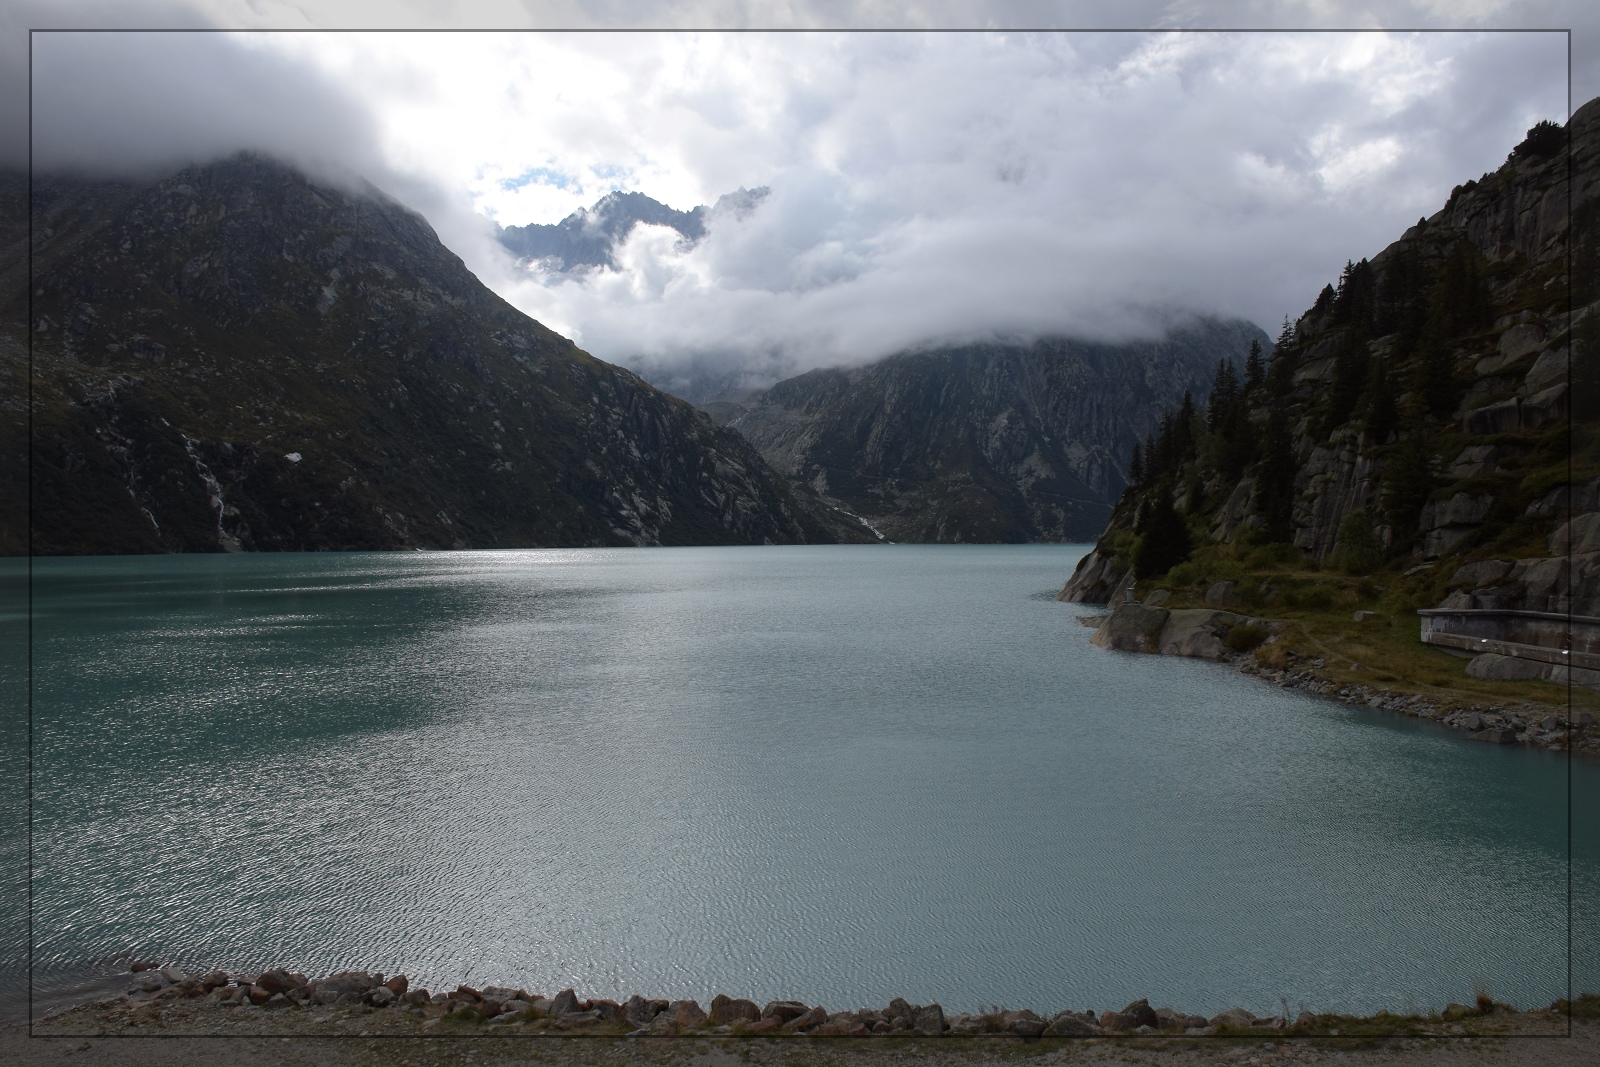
[39,963,1582,1043]
[1077,604,1599,758]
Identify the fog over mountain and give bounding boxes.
[17,18,1574,399]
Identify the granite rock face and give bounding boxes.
[725,320,1268,544]
[1090,604,1170,652]
[1063,97,1600,623]
[1091,604,1269,662]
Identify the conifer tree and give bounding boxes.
[1256,407,1297,543]
[1126,442,1144,489]
[1323,327,1371,434]
[1331,259,1375,328]
[1312,283,1336,317]
[1276,315,1295,352]
[1244,339,1265,395]
[1408,334,1463,421]
[1332,510,1384,575]
[1363,355,1398,443]
[1431,241,1492,339]
[1208,359,1239,431]
[1382,431,1436,551]
[1177,390,1198,460]
[1133,490,1192,578]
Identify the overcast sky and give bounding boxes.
[10,2,1592,395]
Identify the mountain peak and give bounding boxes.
[497,186,768,271]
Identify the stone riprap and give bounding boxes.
[99,967,1324,1038]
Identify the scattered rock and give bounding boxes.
[785,1006,827,1032]
[761,1000,808,1023]
[1449,558,1515,587]
[318,972,375,996]
[548,988,582,1015]
[624,995,668,1026]
[913,1003,945,1035]
[1550,512,1600,555]
[1497,322,1546,362]
[1117,998,1158,1029]
[1211,1007,1255,1028]
[668,999,707,1029]
[1204,580,1235,605]
[708,994,760,1025]
[255,969,294,995]
[1520,382,1568,430]
[1044,1011,1101,1036]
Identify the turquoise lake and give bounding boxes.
[5,546,1596,1021]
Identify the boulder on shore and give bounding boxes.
[1156,610,1243,660]
[1091,604,1170,652]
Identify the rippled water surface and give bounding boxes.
[16,546,1598,1020]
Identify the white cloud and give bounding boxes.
[18,11,1579,398]
[318,29,1558,392]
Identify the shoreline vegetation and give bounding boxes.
[1067,554,1599,759]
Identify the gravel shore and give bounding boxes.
[11,968,1597,1067]
[8,999,1597,1067]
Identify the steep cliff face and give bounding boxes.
[1062,98,1598,620]
[724,320,1268,543]
[5,156,867,554]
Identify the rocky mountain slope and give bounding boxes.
[719,320,1269,543]
[497,187,766,273]
[1061,100,1597,646]
[3,156,867,554]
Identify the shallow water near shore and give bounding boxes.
[12,546,1599,1022]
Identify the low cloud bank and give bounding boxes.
[20,23,1572,399]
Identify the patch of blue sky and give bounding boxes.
[500,166,579,191]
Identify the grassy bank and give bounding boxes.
[1127,539,1597,715]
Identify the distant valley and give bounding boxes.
[712,323,1267,543]
[496,189,1269,545]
